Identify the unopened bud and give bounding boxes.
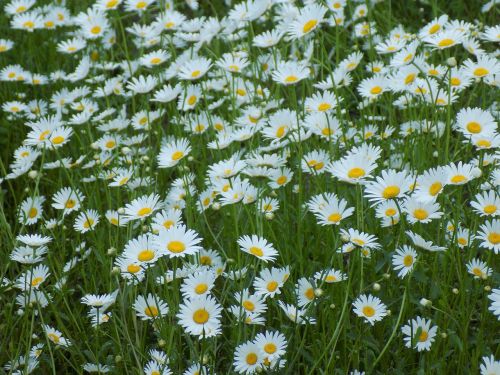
[484,285,491,292]
[314,288,324,297]
[107,247,116,256]
[446,57,457,67]
[420,298,432,307]
[440,332,447,339]
[265,212,274,220]
[471,167,482,178]
[115,355,122,363]
[212,202,221,210]
[373,283,381,291]
[158,339,166,347]
[452,288,459,294]
[111,266,120,275]
[28,170,38,179]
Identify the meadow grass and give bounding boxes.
[0,0,499,374]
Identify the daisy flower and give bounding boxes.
[237,234,278,262]
[126,75,158,94]
[424,29,465,49]
[16,264,50,290]
[18,196,45,225]
[476,219,500,254]
[403,198,443,224]
[155,224,203,258]
[327,153,378,184]
[177,295,222,338]
[254,331,287,361]
[455,107,497,137]
[233,341,263,374]
[352,294,387,325]
[123,234,161,266]
[74,210,100,233]
[314,268,347,284]
[296,277,316,307]
[288,3,327,39]
[216,53,249,73]
[272,61,309,85]
[157,138,191,168]
[52,187,85,214]
[278,301,316,325]
[134,294,169,320]
[466,259,492,279]
[406,231,446,252]
[312,197,354,226]
[480,355,500,374]
[470,190,500,217]
[392,245,417,278]
[445,162,476,185]
[463,55,500,79]
[364,169,412,204]
[43,325,71,347]
[122,193,161,222]
[181,269,216,300]
[253,266,289,298]
[178,57,212,80]
[401,317,438,351]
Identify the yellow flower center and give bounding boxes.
[318,103,331,111]
[264,343,277,354]
[192,308,209,324]
[65,199,76,209]
[136,1,147,9]
[484,205,497,214]
[31,277,43,286]
[191,70,201,78]
[83,218,94,229]
[276,176,287,185]
[150,57,161,65]
[51,136,65,145]
[473,67,488,77]
[362,306,375,317]
[472,267,483,277]
[138,250,154,262]
[236,88,246,96]
[370,86,382,95]
[90,25,101,35]
[466,122,481,134]
[246,353,258,365]
[477,139,491,148]
[413,209,429,220]
[385,208,397,217]
[106,0,119,8]
[200,255,212,265]
[403,53,413,63]
[249,246,264,257]
[403,254,414,267]
[167,241,186,253]
[347,167,365,179]
[45,21,55,28]
[326,275,337,282]
[429,24,441,34]
[488,232,500,244]
[382,185,400,199]
[305,287,314,300]
[105,140,116,149]
[187,95,197,105]
[276,125,286,138]
[127,264,141,273]
[450,175,467,184]
[242,300,255,311]
[171,150,184,161]
[23,21,34,29]
[28,207,38,218]
[457,237,467,246]
[328,213,342,223]
[137,207,152,217]
[404,73,416,85]
[144,306,158,317]
[450,77,461,86]
[267,281,278,292]
[418,330,428,342]
[303,19,318,33]
[195,283,208,294]
[322,128,332,136]
[165,21,175,29]
[48,333,60,343]
[284,75,298,83]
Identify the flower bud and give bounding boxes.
[373,283,381,291]
[446,57,457,67]
[420,298,432,307]
[28,170,38,179]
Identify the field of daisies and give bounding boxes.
[1,0,500,374]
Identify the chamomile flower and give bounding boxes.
[463,55,500,79]
[253,266,289,298]
[181,269,216,300]
[471,190,500,217]
[403,198,443,224]
[287,4,327,39]
[177,295,222,338]
[237,235,278,262]
[18,196,45,225]
[328,153,378,184]
[401,317,438,351]
[134,294,169,320]
[272,61,309,85]
[157,138,191,168]
[233,341,263,374]
[278,301,316,325]
[178,57,212,80]
[455,107,497,137]
[16,264,50,290]
[52,187,85,214]
[406,230,446,252]
[353,294,388,326]
[122,193,161,222]
[296,277,316,307]
[43,325,71,347]
[254,331,287,361]
[314,269,347,284]
[392,246,417,278]
[364,170,412,204]
[476,219,500,253]
[74,210,100,233]
[155,224,203,258]
[466,259,492,279]
[312,196,354,226]
[445,162,476,185]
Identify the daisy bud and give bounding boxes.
[256,367,263,374]
[188,156,194,162]
[111,266,120,275]
[314,288,324,297]
[28,170,38,179]
[142,225,149,232]
[471,167,482,178]
[452,288,459,294]
[212,202,221,210]
[383,273,390,279]
[481,274,488,280]
[270,191,278,197]
[90,142,98,150]
[107,247,116,256]
[158,339,166,347]
[265,212,274,220]
[293,184,300,193]
[24,187,30,193]
[117,208,125,214]
[62,225,67,230]
[341,233,350,242]
[329,303,336,309]
[420,298,432,307]
[202,354,210,364]
[446,57,457,67]
[432,151,438,158]
[93,153,100,160]
[145,167,151,173]
[372,283,381,291]
[227,258,235,264]
[142,155,150,162]
[484,285,491,292]
[115,356,122,363]
[386,310,392,316]
[17,309,24,316]
[440,332,447,339]
[121,147,131,155]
